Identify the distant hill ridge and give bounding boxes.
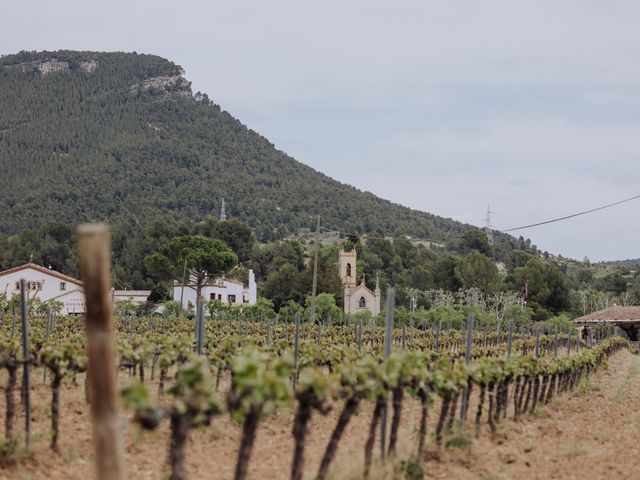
[0,50,510,247]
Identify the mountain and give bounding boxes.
[0,50,516,250]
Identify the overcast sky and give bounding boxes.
[3,1,640,261]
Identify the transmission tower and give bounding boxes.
[484,205,494,245]
[220,198,227,222]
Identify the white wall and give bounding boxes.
[1,267,74,301]
[173,280,246,314]
[53,290,86,315]
[0,266,84,315]
[247,269,257,304]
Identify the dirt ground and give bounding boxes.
[1,350,639,479]
[428,350,640,480]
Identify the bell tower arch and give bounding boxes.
[339,248,357,287]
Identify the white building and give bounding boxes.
[0,263,85,315]
[113,290,151,306]
[173,269,257,313]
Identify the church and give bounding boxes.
[339,247,381,316]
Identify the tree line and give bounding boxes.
[1,215,638,321]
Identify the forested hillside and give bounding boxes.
[0,50,503,245]
[1,51,638,320]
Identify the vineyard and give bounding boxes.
[0,300,630,479]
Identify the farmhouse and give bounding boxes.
[0,263,85,315]
[573,306,640,341]
[339,248,381,316]
[173,269,257,313]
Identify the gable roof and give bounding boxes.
[113,290,151,297]
[346,283,376,296]
[51,288,85,301]
[573,306,640,324]
[0,263,82,286]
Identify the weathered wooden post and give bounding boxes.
[460,312,474,421]
[316,322,321,347]
[380,288,395,459]
[293,312,301,390]
[196,300,204,354]
[129,313,135,341]
[507,319,513,358]
[285,316,289,341]
[409,315,415,349]
[45,303,52,339]
[309,215,320,324]
[77,224,126,480]
[11,307,16,338]
[266,315,271,346]
[19,280,31,449]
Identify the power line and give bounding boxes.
[318,225,466,244]
[502,193,640,233]
[317,192,640,243]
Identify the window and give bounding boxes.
[60,282,66,291]
[15,282,20,290]
[359,296,366,308]
[228,294,236,304]
[346,263,352,277]
[27,281,42,291]
[210,293,216,300]
[218,294,222,300]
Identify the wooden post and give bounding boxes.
[380,288,395,459]
[293,312,301,390]
[20,279,31,449]
[77,224,126,480]
[409,316,414,349]
[507,319,513,358]
[266,316,271,346]
[309,215,320,324]
[45,303,51,339]
[179,258,187,318]
[196,299,204,354]
[460,312,474,421]
[316,322,321,347]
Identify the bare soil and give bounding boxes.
[1,351,638,480]
[427,350,640,480]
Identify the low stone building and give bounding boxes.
[573,306,640,341]
[113,290,151,307]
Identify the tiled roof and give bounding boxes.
[0,263,82,285]
[573,306,640,323]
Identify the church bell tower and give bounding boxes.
[339,248,357,287]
